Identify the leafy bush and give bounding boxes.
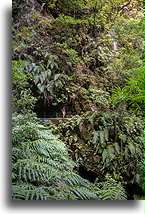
[59,111,143,191]
[111,66,144,114]
[12,60,37,113]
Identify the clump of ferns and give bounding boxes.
[95,174,127,200]
[12,113,127,200]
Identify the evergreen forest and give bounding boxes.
[12,0,144,200]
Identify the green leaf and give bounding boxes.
[93,131,99,144]
[37,83,44,92]
[128,143,135,155]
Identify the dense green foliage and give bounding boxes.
[12,113,127,200]
[12,0,144,200]
[56,112,143,189]
[12,60,37,112]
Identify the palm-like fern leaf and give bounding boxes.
[12,113,127,200]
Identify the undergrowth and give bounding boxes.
[12,113,127,200]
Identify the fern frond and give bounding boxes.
[63,173,90,188]
[88,112,97,124]
[14,159,62,184]
[114,142,120,154]
[12,182,54,200]
[104,128,109,141]
[93,131,99,144]
[96,175,127,200]
[12,113,130,200]
[71,187,98,200]
[100,130,105,144]
[128,142,136,155]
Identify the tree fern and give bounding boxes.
[12,113,127,200]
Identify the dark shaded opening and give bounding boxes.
[78,166,97,183]
[34,98,63,118]
[125,183,144,200]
